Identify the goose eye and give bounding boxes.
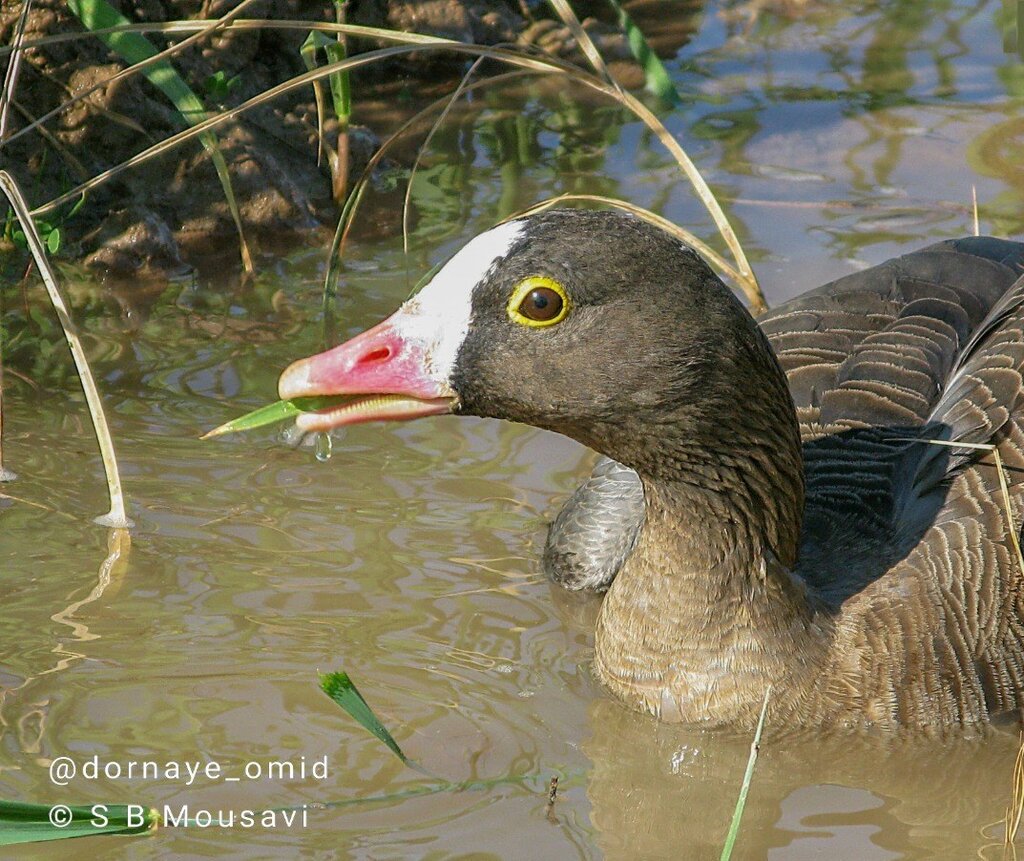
[507,277,570,328]
[521,287,562,320]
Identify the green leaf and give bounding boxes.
[203,70,239,101]
[323,41,351,124]
[301,31,352,125]
[320,672,423,771]
[200,396,346,439]
[0,800,159,846]
[66,193,88,220]
[65,0,253,273]
[46,227,61,255]
[606,0,681,105]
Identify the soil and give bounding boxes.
[0,0,690,277]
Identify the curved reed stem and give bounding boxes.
[0,171,131,527]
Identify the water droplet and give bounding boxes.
[314,433,332,462]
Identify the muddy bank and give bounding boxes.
[0,0,693,277]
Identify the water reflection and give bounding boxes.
[582,698,1019,859]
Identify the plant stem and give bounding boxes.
[0,348,15,482]
[0,171,131,526]
[720,686,772,861]
[0,0,32,141]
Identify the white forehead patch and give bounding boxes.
[392,220,526,382]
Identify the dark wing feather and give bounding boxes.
[760,238,1024,601]
[767,237,1024,724]
[761,238,1024,426]
[916,276,1024,473]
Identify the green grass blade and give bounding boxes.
[320,672,436,777]
[323,40,351,123]
[320,672,409,764]
[0,800,158,846]
[200,396,346,439]
[300,29,351,202]
[720,686,772,861]
[607,0,680,104]
[202,400,301,438]
[65,0,254,273]
[300,32,350,124]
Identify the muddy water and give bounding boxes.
[3,1,1024,858]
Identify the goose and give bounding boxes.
[278,209,1024,730]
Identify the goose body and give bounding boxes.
[279,211,1024,730]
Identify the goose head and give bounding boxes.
[277,209,791,485]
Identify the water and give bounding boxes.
[2,1,1024,857]
[313,433,333,463]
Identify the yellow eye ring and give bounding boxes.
[506,276,570,328]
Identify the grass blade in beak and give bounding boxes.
[200,396,346,439]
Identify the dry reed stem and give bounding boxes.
[0,0,260,152]
[0,0,32,141]
[0,0,17,479]
[0,346,13,481]
[546,0,619,90]
[973,185,981,237]
[0,171,131,527]
[513,193,760,308]
[13,2,262,274]
[402,56,489,284]
[331,79,760,313]
[332,69,537,270]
